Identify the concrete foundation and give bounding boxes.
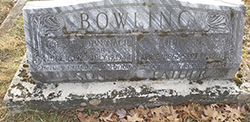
[4,55,250,113]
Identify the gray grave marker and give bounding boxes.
[5,0,249,114]
[23,0,245,83]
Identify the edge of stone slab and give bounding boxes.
[4,54,250,114]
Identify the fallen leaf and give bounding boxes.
[128,110,136,116]
[211,119,217,122]
[224,105,244,119]
[116,109,127,119]
[135,105,149,118]
[167,106,181,122]
[119,118,128,122]
[203,105,218,119]
[201,114,209,121]
[84,115,98,122]
[127,113,144,122]
[151,106,168,117]
[77,112,88,122]
[227,118,242,122]
[240,106,246,114]
[93,111,100,118]
[150,116,168,122]
[100,113,113,122]
[215,111,227,121]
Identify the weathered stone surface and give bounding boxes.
[4,54,250,113]
[23,0,245,82]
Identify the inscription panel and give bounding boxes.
[41,36,134,64]
[23,0,246,82]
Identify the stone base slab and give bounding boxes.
[4,55,250,113]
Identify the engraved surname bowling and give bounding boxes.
[80,10,194,30]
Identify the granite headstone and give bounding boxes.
[23,0,246,83]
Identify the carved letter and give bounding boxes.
[149,12,152,28]
[178,10,192,27]
[161,72,169,79]
[160,12,171,29]
[153,71,170,79]
[199,71,206,78]
[96,12,108,29]
[134,12,142,28]
[80,13,90,29]
[114,13,128,29]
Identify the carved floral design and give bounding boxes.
[206,13,228,32]
[29,14,65,69]
[40,15,64,35]
[47,38,58,49]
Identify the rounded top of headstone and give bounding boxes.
[178,0,244,6]
[23,0,244,10]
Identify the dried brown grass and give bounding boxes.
[0,0,15,26]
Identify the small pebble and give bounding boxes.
[23,64,29,68]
